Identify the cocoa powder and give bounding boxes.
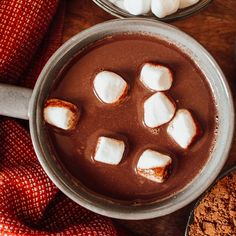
[188,170,236,236]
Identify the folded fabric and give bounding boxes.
[0,119,117,235]
[0,0,123,235]
[0,0,58,84]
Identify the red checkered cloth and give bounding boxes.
[0,1,125,235]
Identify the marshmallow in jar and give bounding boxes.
[108,0,200,18]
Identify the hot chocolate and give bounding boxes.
[44,34,217,203]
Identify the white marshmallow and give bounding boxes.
[44,99,79,130]
[151,0,180,18]
[179,0,199,9]
[144,92,176,128]
[123,0,151,15]
[93,71,128,104]
[109,0,125,9]
[137,149,172,183]
[114,0,125,9]
[140,63,173,91]
[167,109,200,149]
[94,137,125,165]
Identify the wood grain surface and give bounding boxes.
[63,1,236,235]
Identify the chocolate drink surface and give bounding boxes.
[45,34,218,203]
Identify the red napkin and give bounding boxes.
[0,1,125,235]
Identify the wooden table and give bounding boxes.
[63,1,236,235]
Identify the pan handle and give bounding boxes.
[0,84,32,120]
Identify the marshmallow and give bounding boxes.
[94,137,125,165]
[144,92,176,128]
[137,149,172,183]
[140,63,173,91]
[44,99,79,130]
[93,71,128,104]
[151,0,180,18]
[167,109,201,149]
[123,0,151,15]
[179,0,199,9]
[114,0,125,9]
[109,0,125,9]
